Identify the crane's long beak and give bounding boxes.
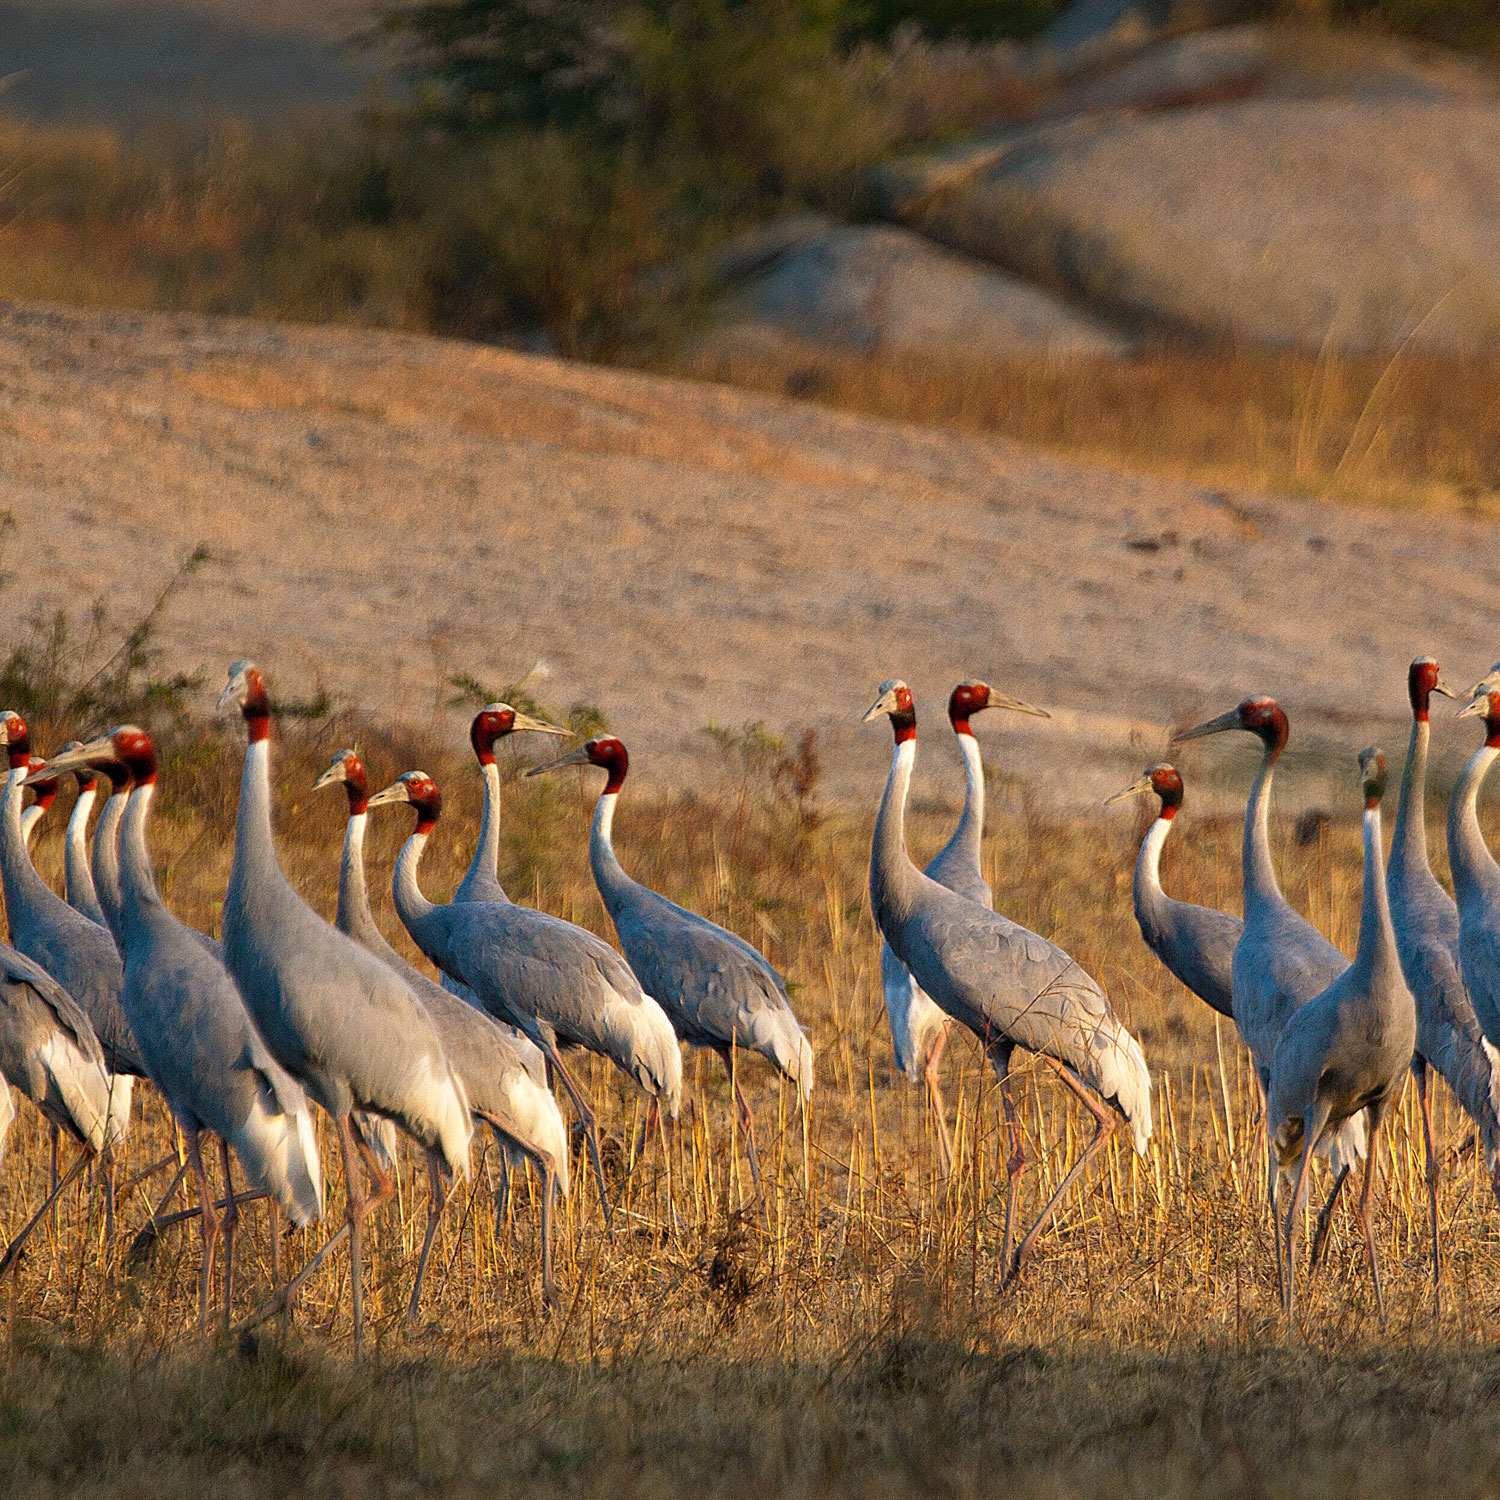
[1172,708,1241,743]
[862,687,902,724]
[1432,677,1459,700]
[312,764,346,793]
[511,712,570,737]
[526,745,592,777]
[1105,773,1153,807]
[23,735,112,783]
[366,781,412,808]
[1456,693,1493,720]
[990,692,1050,720]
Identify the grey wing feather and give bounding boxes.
[0,941,106,1067]
[1140,897,1242,1018]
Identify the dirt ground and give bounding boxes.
[1,299,1496,809]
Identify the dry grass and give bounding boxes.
[6,715,1500,1494]
[667,342,1500,514]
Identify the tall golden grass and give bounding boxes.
[669,342,1500,515]
[5,714,1500,1494]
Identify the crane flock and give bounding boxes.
[2,652,1500,1341]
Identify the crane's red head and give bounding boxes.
[369,770,442,833]
[863,680,916,743]
[525,735,629,792]
[469,701,568,763]
[109,725,158,786]
[1407,657,1455,722]
[219,660,271,742]
[1148,762,1184,816]
[25,773,57,815]
[1458,689,1500,750]
[1105,761,1184,817]
[314,748,369,814]
[1173,695,1288,763]
[948,681,991,737]
[585,737,629,793]
[0,710,32,770]
[470,704,516,766]
[60,742,100,794]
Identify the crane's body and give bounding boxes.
[1387,660,1500,1304]
[876,683,1009,1174]
[316,748,569,1309]
[218,662,471,1352]
[370,765,682,1220]
[530,736,811,1184]
[2,716,141,1086]
[1110,764,1241,1017]
[864,681,1150,1282]
[1267,749,1415,1320]
[1449,690,1500,1060]
[1173,699,1367,1181]
[35,730,323,1325]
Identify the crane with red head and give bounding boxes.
[314,746,570,1312]
[529,732,814,1189]
[864,678,1151,1285]
[875,680,1049,1178]
[1107,761,1242,1019]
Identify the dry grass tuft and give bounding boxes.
[5,719,1500,1492]
[667,341,1500,514]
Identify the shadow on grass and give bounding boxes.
[3,1330,1500,1497]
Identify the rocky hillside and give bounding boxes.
[2,301,1496,811]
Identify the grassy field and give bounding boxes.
[6,713,1500,1496]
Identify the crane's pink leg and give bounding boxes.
[540,1161,559,1308]
[1306,1165,1349,1277]
[541,1041,613,1227]
[180,1125,221,1332]
[407,1149,449,1324]
[925,1025,954,1178]
[1413,1059,1441,1313]
[1003,1057,1115,1288]
[717,1047,762,1189]
[335,1113,376,1355]
[218,1138,239,1333]
[988,1044,1026,1273]
[1354,1113,1387,1327]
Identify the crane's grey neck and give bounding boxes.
[0,765,56,925]
[590,790,638,913]
[392,827,437,930]
[1389,716,1435,887]
[457,761,509,903]
[118,782,168,947]
[1354,803,1402,989]
[92,790,127,941]
[1448,744,1500,904]
[870,738,922,926]
[65,785,107,927]
[338,811,407,967]
[1134,816,1172,933]
[230,735,290,900]
[932,730,985,886]
[1242,742,1284,912]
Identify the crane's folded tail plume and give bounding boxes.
[230,1055,325,1228]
